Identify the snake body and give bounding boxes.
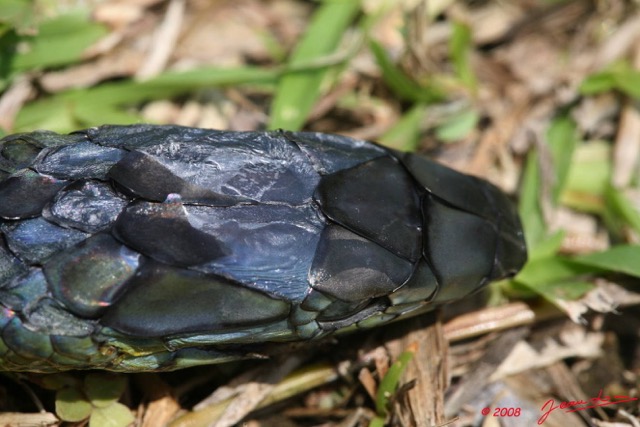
[0,125,526,371]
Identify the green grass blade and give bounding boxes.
[518,116,578,257]
[12,11,107,71]
[614,69,640,98]
[603,185,640,237]
[580,71,616,95]
[572,245,640,278]
[514,256,597,310]
[580,62,640,98]
[379,102,426,151]
[13,96,78,132]
[269,0,360,130]
[369,39,442,103]
[0,0,36,33]
[529,230,565,259]
[547,115,578,203]
[536,280,595,310]
[515,256,596,288]
[375,348,414,417]
[450,22,476,91]
[561,141,611,214]
[516,245,640,309]
[15,66,279,132]
[74,66,279,107]
[518,150,546,253]
[435,108,478,142]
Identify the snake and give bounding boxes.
[0,125,527,372]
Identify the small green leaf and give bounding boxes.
[435,108,478,142]
[85,373,127,408]
[579,72,616,94]
[41,373,80,390]
[56,387,92,422]
[614,69,640,98]
[89,402,134,427]
[579,62,640,98]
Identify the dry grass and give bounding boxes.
[1,0,640,426]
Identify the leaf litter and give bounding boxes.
[2,0,640,426]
